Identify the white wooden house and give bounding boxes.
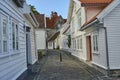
[35,14,46,51]
[65,0,87,60]
[0,0,38,80]
[80,0,120,76]
[24,5,39,65]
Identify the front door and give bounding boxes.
[86,36,92,61]
[26,27,31,66]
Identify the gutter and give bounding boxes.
[80,19,99,31]
[80,18,110,76]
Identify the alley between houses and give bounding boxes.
[22,50,115,80]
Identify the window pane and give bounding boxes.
[0,40,1,53]
[3,18,7,52]
[96,35,98,51]
[80,38,82,49]
[3,21,7,39]
[3,41,7,52]
[12,22,15,50]
[16,25,18,50]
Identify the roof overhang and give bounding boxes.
[80,19,99,31]
[48,31,60,41]
[24,5,39,27]
[80,0,120,31]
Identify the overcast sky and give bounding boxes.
[26,0,70,18]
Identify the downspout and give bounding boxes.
[99,26,110,77]
[44,15,48,54]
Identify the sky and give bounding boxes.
[26,0,70,18]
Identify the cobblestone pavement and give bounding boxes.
[33,50,116,80]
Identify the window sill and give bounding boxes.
[0,51,21,59]
[93,52,100,55]
[0,53,9,59]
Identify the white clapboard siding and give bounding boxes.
[91,28,107,69]
[0,1,27,80]
[30,27,37,64]
[35,29,46,50]
[104,3,120,69]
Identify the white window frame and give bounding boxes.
[12,20,19,52]
[77,11,81,30]
[71,18,75,33]
[0,13,9,55]
[79,36,82,50]
[92,31,99,54]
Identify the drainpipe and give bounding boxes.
[44,15,48,54]
[99,26,110,77]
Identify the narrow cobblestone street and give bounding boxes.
[26,50,114,80]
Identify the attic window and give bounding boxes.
[13,0,25,8]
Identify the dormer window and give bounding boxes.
[13,0,25,8]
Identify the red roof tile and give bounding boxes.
[46,12,60,29]
[80,0,112,4]
[81,0,113,28]
[80,0,113,6]
[35,14,45,29]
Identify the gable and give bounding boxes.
[97,0,120,21]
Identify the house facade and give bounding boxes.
[0,0,38,80]
[46,12,66,49]
[80,0,120,76]
[24,7,39,65]
[35,14,46,51]
[65,0,87,60]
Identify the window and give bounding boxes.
[12,21,19,50]
[0,15,8,53]
[71,18,75,33]
[93,33,99,52]
[75,39,76,49]
[79,37,82,50]
[3,19,7,52]
[77,11,81,30]
[77,38,79,49]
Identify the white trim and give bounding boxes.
[97,0,120,21]
[92,62,107,70]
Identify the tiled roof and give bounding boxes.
[80,0,113,6]
[46,12,67,29]
[80,0,113,4]
[81,0,113,28]
[35,14,45,29]
[46,12,60,29]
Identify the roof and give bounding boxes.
[48,31,60,41]
[80,0,120,30]
[80,0,112,4]
[63,25,70,34]
[46,12,60,29]
[46,16,59,29]
[80,0,113,6]
[46,12,67,29]
[81,10,103,27]
[35,14,45,29]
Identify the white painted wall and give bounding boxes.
[85,27,107,69]
[25,19,37,65]
[0,1,27,80]
[70,1,87,61]
[35,29,46,50]
[104,3,120,69]
[48,41,54,49]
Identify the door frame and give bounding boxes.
[86,35,92,61]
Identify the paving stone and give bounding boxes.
[22,50,120,80]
